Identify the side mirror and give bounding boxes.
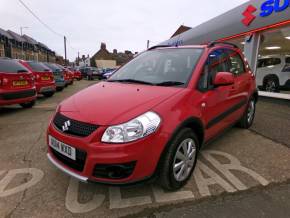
[213,72,234,86]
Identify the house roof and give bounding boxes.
[7,30,26,42]
[38,42,50,50]
[0,28,12,39]
[22,34,38,45]
[171,25,192,38]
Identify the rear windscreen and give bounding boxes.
[0,59,29,73]
[27,62,50,72]
[43,63,60,71]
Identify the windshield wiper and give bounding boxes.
[155,81,185,87]
[108,79,154,85]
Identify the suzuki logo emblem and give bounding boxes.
[242,5,257,26]
[62,120,71,132]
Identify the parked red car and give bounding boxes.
[47,43,258,190]
[68,67,82,80]
[58,65,73,85]
[0,58,36,108]
[20,60,56,97]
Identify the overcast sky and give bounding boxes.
[1,0,249,61]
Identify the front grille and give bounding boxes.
[51,147,87,172]
[92,162,136,179]
[53,113,98,137]
[1,89,36,100]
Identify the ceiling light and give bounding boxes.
[265,46,281,50]
[285,36,290,40]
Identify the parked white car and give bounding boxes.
[256,55,290,92]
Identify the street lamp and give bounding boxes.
[20,26,29,59]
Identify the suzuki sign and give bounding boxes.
[242,0,290,26]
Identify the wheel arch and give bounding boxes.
[154,116,205,179]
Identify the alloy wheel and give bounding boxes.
[247,99,255,124]
[173,138,197,182]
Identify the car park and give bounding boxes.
[43,63,66,91]
[256,55,290,92]
[47,42,258,190]
[0,58,37,108]
[19,60,56,97]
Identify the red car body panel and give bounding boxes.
[47,45,257,184]
[19,61,56,94]
[0,71,36,106]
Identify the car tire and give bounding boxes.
[263,76,280,93]
[158,128,199,191]
[237,97,256,129]
[20,100,35,108]
[56,87,64,91]
[43,92,55,97]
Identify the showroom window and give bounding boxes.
[256,25,290,95]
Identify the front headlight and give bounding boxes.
[101,111,161,143]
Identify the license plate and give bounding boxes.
[41,76,50,80]
[49,136,76,160]
[13,80,28,86]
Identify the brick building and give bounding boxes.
[0,27,59,62]
[90,43,134,68]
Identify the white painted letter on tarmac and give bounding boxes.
[109,186,152,209]
[65,178,105,213]
[194,160,237,197]
[152,186,194,203]
[202,150,269,190]
[0,168,44,198]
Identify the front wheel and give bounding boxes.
[158,128,199,191]
[237,97,256,129]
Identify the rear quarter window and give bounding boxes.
[0,59,29,73]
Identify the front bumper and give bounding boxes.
[47,118,169,184]
[0,88,37,106]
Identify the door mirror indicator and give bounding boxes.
[213,72,234,86]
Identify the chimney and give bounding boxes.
[101,43,106,50]
[113,49,117,54]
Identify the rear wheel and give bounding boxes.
[159,128,199,191]
[20,100,35,108]
[237,97,256,129]
[56,87,64,91]
[43,92,55,97]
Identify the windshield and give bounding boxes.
[27,61,50,72]
[0,59,29,73]
[109,48,203,86]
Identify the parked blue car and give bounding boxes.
[43,63,66,91]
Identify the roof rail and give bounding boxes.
[208,41,239,49]
[148,45,172,50]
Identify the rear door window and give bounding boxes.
[258,58,281,68]
[0,59,29,73]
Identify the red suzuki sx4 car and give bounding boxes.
[0,58,36,108]
[20,60,56,97]
[47,43,258,190]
